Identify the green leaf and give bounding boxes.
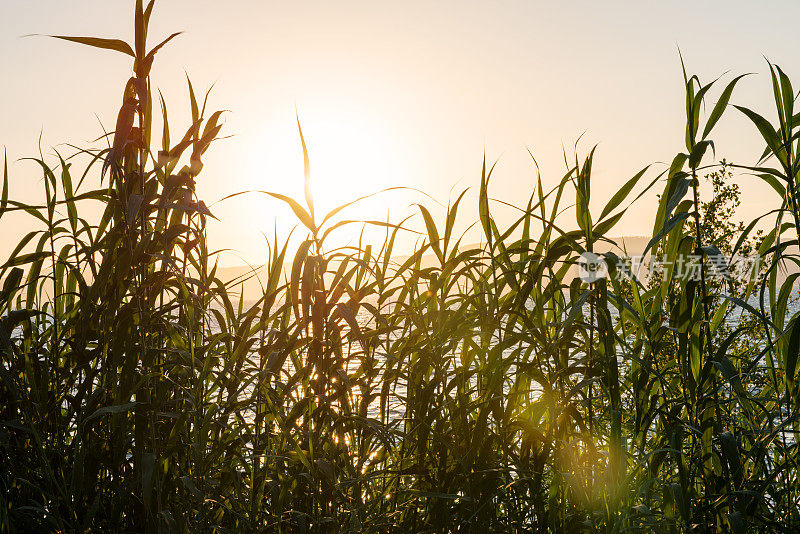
[478,156,499,247]
[84,402,139,424]
[443,188,468,255]
[1,149,8,221]
[262,191,315,233]
[290,239,313,319]
[699,244,730,281]
[3,251,50,268]
[787,317,800,388]
[0,268,23,306]
[319,187,404,228]
[757,172,786,198]
[135,0,146,59]
[187,76,199,126]
[643,211,690,259]
[598,165,650,221]
[48,35,135,57]
[143,0,156,29]
[296,113,314,223]
[702,74,749,139]
[416,204,442,262]
[664,174,691,222]
[688,139,713,169]
[126,194,145,227]
[735,105,784,162]
[713,351,747,398]
[142,452,156,511]
[180,476,200,498]
[3,310,42,330]
[159,90,170,154]
[145,32,183,63]
[593,210,624,237]
[690,80,716,145]
[56,155,78,232]
[777,65,795,136]
[336,302,365,349]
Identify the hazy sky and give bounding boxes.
[2,1,799,265]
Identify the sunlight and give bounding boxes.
[248,108,408,242]
[304,116,397,217]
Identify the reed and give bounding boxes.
[1,2,799,532]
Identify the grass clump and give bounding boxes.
[2,2,800,532]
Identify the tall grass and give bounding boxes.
[1,2,800,532]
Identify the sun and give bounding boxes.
[303,117,396,217]
[248,108,409,245]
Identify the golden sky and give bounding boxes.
[2,1,799,265]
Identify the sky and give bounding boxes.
[2,1,800,266]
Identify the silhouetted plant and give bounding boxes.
[1,3,800,533]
